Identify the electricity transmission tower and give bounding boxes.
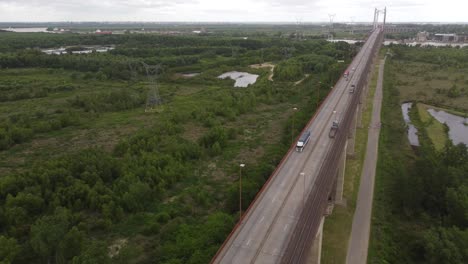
[328,14,336,40]
[295,17,303,40]
[231,45,241,66]
[282,46,295,60]
[177,47,187,66]
[350,16,355,35]
[127,60,140,82]
[260,48,264,64]
[141,62,163,112]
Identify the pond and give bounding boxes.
[427,109,468,146]
[2,27,48,33]
[401,102,420,146]
[181,73,200,77]
[218,71,259,87]
[327,39,362,44]
[41,46,115,55]
[384,41,468,48]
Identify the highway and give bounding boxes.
[212,28,382,264]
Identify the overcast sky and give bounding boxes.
[0,0,466,22]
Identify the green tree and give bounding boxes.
[0,236,20,264]
[58,227,86,261]
[30,207,71,263]
[72,241,111,264]
[423,227,468,264]
[446,185,468,228]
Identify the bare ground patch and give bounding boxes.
[250,63,275,81]
[182,122,208,142]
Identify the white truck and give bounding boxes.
[296,131,311,152]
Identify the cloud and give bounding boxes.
[0,0,466,22]
[0,0,200,21]
[0,0,196,6]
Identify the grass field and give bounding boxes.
[388,55,468,150]
[415,103,447,150]
[391,60,468,112]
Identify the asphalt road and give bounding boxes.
[212,30,381,264]
[345,56,385,264]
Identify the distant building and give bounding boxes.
[95,29,112,35]
[434,33,458,42]
[416,31,430,42]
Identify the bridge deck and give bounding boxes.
[212,29,382,264]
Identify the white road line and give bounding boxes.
[272,193,278,202]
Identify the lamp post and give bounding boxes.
[292,107,298,144]
[300,172,305,207]
[317,82,322,108]
[239,163,245,221]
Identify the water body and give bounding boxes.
[384,40,468,47]
[427,109,468,146]
[2,27,48,33]
[328,39,468,48]
[41,46,115,55]
[218,71,259,87]
[401,102,420,146]
[181,73,200,77]
[327,39,362,44]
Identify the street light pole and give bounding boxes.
[239,163,245,221]
[317,82,321,108]
[300,172,305,207]
[292,107,298,144]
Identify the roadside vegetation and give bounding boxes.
[369,46,468,264]
[0,31,357,263]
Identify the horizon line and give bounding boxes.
[1,21,468,24]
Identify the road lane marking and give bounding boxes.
[280,180,286,187]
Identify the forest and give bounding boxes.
[369,47,468,264]
[0,30,357,263]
